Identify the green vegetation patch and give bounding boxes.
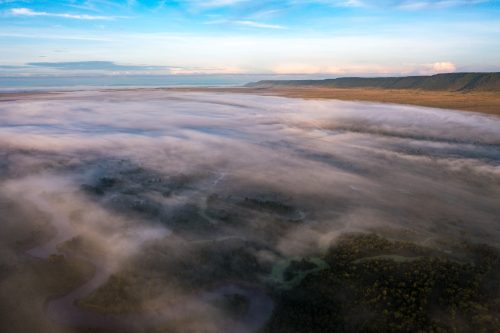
[78,238,265,314]
[353,254,423,264]
[270,257,329,290]
[267,233,500,333]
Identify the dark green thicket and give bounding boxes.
[267,234,500,333]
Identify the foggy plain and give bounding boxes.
[0,90,499,333]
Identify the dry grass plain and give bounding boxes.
[2,87,499,116]
[169,87,500,116]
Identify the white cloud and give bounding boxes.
[0,31,112,41]
[187,0,249,8]
[9,8,121,20]
[204,18,286,29]
[273,63,324,74]
[169,65,245,74]
[183,0,491,10]
[336,0,366,7]
[310,0,491,10]
[235,20,285,29]
[397,0,489,10]
[429,61,457,73]
[272,63,412,75]
[272,62,458,75]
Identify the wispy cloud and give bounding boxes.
[271,61,459,75]
[177,0,492,11]
[235,20,285,29]
[424,61,457,73]
[27,61,171,71]
[205,18,286,29]
[332,0,491,10]
[396,0,490,10]
[0,31,112,41]
[0,0,498,74]
[0,60,241,75]
[8,7,122,20]
[188,0,249,8]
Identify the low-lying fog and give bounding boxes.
[1,90,499,332]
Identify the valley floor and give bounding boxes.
[167,87,500,116]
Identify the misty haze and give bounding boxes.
[0,90,499,332]
[1,1,500,331]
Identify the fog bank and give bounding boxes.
[1,90,499,332]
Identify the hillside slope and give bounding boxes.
[247,72,500,92]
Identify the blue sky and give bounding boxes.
[0,0,499,76]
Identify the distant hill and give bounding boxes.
[246,72,500,92]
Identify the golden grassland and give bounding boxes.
[2,87,499,116]
[170,87,500,116]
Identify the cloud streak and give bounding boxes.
[234,20,285,29]
[178,0,493,11]
[9,7,123,20]
[27,61,172,71]
[0,1,498,77]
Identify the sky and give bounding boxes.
[0,0,499,76]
